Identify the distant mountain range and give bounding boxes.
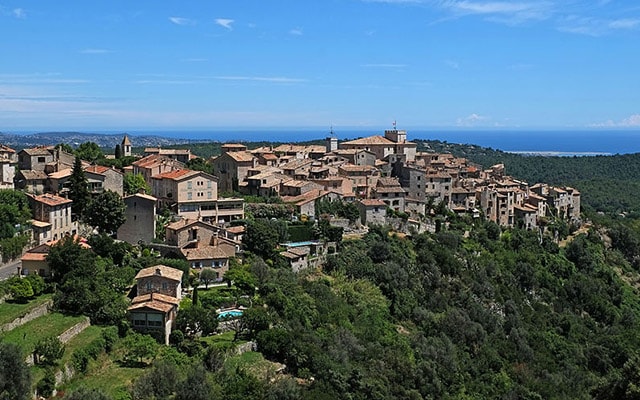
[0,131,200,150]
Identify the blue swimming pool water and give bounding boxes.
[218,310,243,319]
[286,240,319,247]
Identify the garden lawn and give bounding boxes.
[0,312,86,354]
[60,355,145,399]
[0,294,52,326]
[59,325,104,365]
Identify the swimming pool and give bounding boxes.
[284,240,320,247]
[218,309,243,319]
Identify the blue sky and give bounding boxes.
[1,0,639,131]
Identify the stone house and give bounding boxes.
[18,147,54,172]
[132,154,184,188]
[358,199,387,226]
[84,165,124,196]
[372,177,406,213]
[330,149,376,166]
[117,193,157,245]
[134,265,183,299]
[211,151,257,192]
[143,148,192,164]
[128,292,180,345]
[28,193,77,243]
[338,164,380,198]
[280,247,310,272]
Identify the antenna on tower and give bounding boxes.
[393,120,397,130]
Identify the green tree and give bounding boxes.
[224,263,257,295]
[7,277,33,302]
[243,218,286,260]
[54,143,74,154]
[123,333,158,365]
[75,141,104,162]
[115,143,122,159]
[186,157,214,174]
[24,274,46,296]
[123,173,151,196]
[36,367,56,398]
[176,306,218,338]
[199,268,218,289]
[84,190,126,234]
[0,343,31,400]
[65,387,110,400]
[34,336,65,366]
[131,359,178,400]
[68,156,91,219]
[175,364,219,400]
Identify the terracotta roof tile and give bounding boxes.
[135,265,183,281]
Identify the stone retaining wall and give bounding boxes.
[0,299,52,333]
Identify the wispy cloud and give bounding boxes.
[215,18,234,30]
[444,1,554,24]
[445,60,460,69]
[215,76,307,83]
[457,113,489,126]
[12,8,25,18]
[289,27,303,35]
[169,17,196,26]
[558,16,640,36]
[80,48,111,55]
[591,114,640,127]
[0,73,89,85]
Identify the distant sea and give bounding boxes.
[124,129,640,155]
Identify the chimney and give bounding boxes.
[155,268,161,276]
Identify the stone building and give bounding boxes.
[117,193,157,245]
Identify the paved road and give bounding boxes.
[0,259,21,280]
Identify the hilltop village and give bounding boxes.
[3,128,581,278]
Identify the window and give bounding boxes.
[207,181,212,188]
[146,282,152,290]
[37,157,46,163]
[187,192,192,200]
[187,181,192,189]
[162,282,168,290]
[207,191,212,199]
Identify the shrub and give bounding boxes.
[72,349,90,373]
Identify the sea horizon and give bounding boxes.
[3,128,639,155]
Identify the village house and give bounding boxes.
[117,192,157,245]
[129,265,183,345]
[338,164,380,198]
[211,151,258,192]
[28,193,77,243]
[0,144,16,190]
[358,199,387,226]
[84,165,124,196]
[151,169,243,225]
[143,147,192,164]
[132,154,185,188]
[371,177,406,213]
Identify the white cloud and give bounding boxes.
[591,114,640,127]
[12,8,25,18]
[169,17,196,26]
[608,19,640,30]
[215,18,234,30]
[457,113,489,126]
[559,15,640,36]
[289,27,303,35]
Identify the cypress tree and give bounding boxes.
[68,156,90,220]
[115,144,122,159]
